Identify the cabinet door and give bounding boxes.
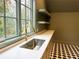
[47,39,52,59]
[42,39,52,59]
[42,48,47,59]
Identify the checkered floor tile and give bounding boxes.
[49,43,79,59]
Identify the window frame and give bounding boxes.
[0,0,18,41]
[0,0,36,48]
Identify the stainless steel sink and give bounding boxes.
[21,39,45,50]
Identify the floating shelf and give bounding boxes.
[37,9,50,25]
[38,21,49,24]
[38,9,51,17]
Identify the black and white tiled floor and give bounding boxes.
[49,43,79,59]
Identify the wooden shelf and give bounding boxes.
[38,9,51,17]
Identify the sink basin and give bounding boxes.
[21,39,45,50]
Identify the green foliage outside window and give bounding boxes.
[0,0,4,14]
[0,0,35,42]
[0,18,4,37]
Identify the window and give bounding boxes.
[0,0,4,42]
[5,0,16,17]
[6,18,17,38]
[26,8,32,34]
[0,17,4,42]
[21,4,26,34]
[5,0,17,38]
[0,0,35,48]
[21,0,35,35]
[0,0,4,16]
[0,0,17,42]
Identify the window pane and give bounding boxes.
[0,0,4,16]
[0,17,4,42]
[5,0,16,17]
[26,8,33,34]
[21,0,25,5]
[21,5,25,19]
[26,8,32,20]
[27,20,34,34]
[27,20,31,33]
[21,19,26,34]
[29,11,32,20]
[26,0,32,8]
[33,0,36,32]
[6,18,17,38]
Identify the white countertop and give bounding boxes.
[0,30,55,59]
